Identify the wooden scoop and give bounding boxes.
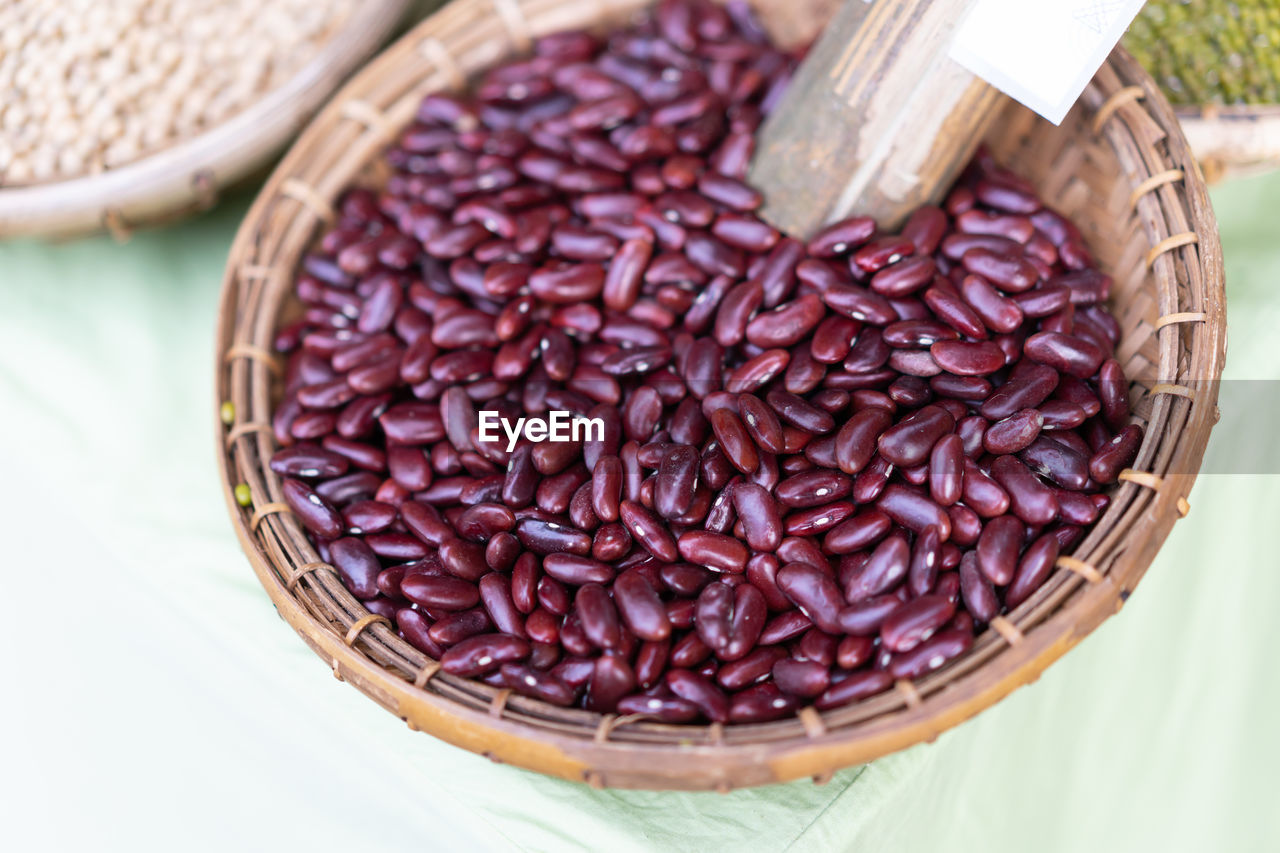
[749,0,1005,236]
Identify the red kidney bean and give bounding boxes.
[844,533,910,602]
[833,407,894,478]
[772,658,830,698]
[881,594,955,653]
[990,455,1058,525]
[746,293,825,348]
[1095,356,1126,427]
[959,273,1023,333]
[654,445,700,519]
[823,510,892,556]
[870,255,937,298]
[678,530,749,572]
[1005,532,1060,609]
[541,552,615,585]
[501,664,575,706]
[807,216,876,257]
[329,537,381,599]
[1089,423,1143,484]
[877,485,951,540]
[815,669,893,710]
[1020,435,1090,490]
[402,575,481,611]
[981,363,1059,420]
[887,628,973,679]
[927,434,963,506]
[783,499,854,536]
[618,500,679,561]
[961,248,1039,292]
[612,570,671,641]
[281,478,344,539]
[877,405,955,467]
[439,538,489,581]
[585,653,636,712]
[810,315,862,364]
[821,283,898,325]
[718,646,788,690]
[666,668,730,722]
[428,608,491,646]
[772,563,841,635]
[575,583,622,650]
[923,284,987,339]
[440,634,530,677]
[930,340,1005,376]
[1024,331,1105,378]
[983,408,1044,455]
[903,524,941,597]
[976,514,1023,586]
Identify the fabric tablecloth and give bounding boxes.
[2,173,1277,852]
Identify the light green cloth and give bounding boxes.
[2,173,1277,852]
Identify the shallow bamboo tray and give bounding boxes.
[1176,104,1280,182]
[0,0,409,240]
[215,0,1227,790]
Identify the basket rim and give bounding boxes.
[0,0,410,240]
[214,0,1227,791]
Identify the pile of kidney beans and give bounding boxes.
[267,0,1143,723]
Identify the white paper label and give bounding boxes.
[948,0,1146,125]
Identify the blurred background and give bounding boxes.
[1,1,1277,850]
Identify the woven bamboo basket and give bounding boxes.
[215,0,1226,790]
[0,0,409,241]
[1176,104,1280,182]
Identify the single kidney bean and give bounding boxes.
[844,534,911,602]
[655,445,700,519]
[585,653,637,712]
[1024,331,1105,378]
[877,485,952,541]
[815,670,894,710]
[1089,423,1143,484]
[666,668,730,722]
[928,434,964,506]
[877,405,955,467]
[1005,532,1061,609]
[575,583,622,650]
[808,215,876,257]
[329,537,381,599]
[613,570,671,641]
[961,248,1039,292]
[835,406,894,475]
[981,363,1059,420]
[775,563,843,635]
[983,408,1044,455]
[402,575,481,611]
[908,525,943,597]
[836,594,900,636]
[619,500,680,562]
[678,530,749,572]
[923,284,987,339]
[930,340,1005,376]
[538,551,615,586]
[976,514,1023,585]
[773,658,830,698]
[282,478,344,539]
[990,455,1058,525]
[501,664,575,706]
[1020,435,1090,490]
[887,629,974,679]
[881,594,956,653]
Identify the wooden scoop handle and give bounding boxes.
[749,0,1005,236]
